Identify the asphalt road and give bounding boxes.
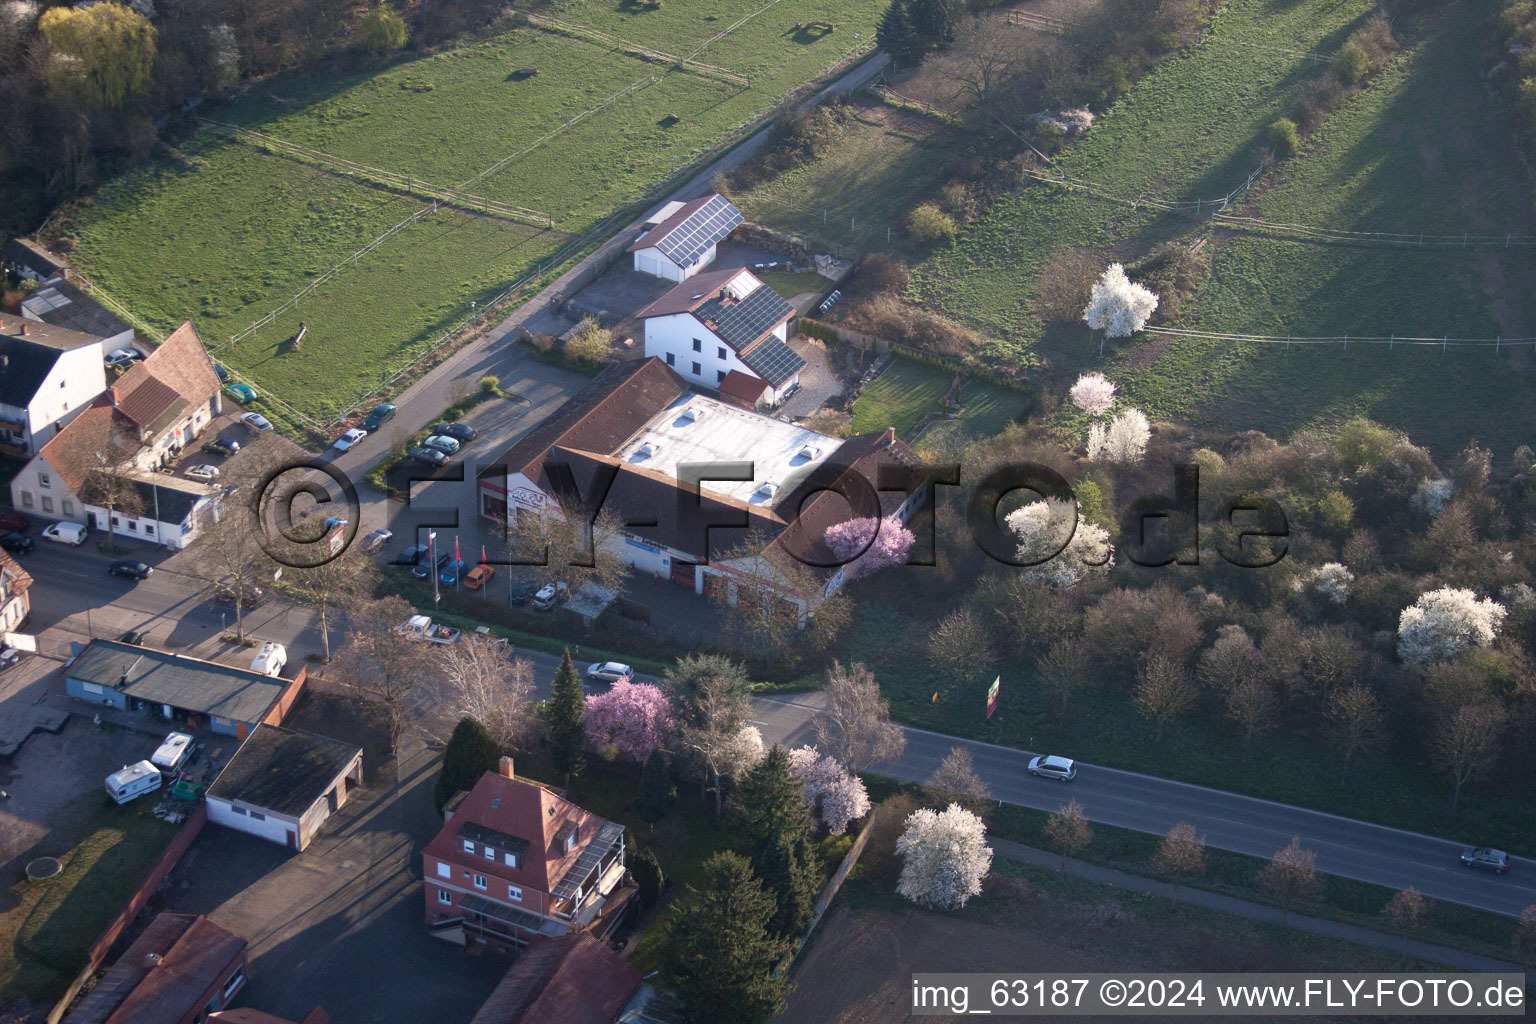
[750,693,1536,920]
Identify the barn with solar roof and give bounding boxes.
[636,266,804,405]
[627,194,743,282]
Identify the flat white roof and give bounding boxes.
[616,393,843,506]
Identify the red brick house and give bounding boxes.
[423,757,630,951]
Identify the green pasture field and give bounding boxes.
[65,0,880,425]
[901,0,1536,454]
[851,357,1028,446]
[732,98,961,254]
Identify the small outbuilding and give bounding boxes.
[63,912,248,1024]
[627,193,741,282]
[205,724,363,851]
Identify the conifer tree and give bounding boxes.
[732,745,811,858]
[434,716,500,811]
[762,830,821,939]
[666,852,790,1024]
[547,649,586,785]
[635,748,677,823]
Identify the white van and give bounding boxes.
[150,732,194,774]
[105,760,163,804]
[41,522,87,546]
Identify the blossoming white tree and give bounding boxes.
[1413,478,1453,517]
[1083,263,1158,338]
[1087,407,1150,464]
[786,746,871,835]
[1069,372,1117,416]
[1005,498,1113,588]
[896,804,994,910]
[1397,587,1507,664]
[1296,562,1354,606]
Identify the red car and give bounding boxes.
[0,512,26,533]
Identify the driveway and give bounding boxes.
[159,723,506,1023]
[780,337,842,419]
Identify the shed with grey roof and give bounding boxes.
[205,724,363,850]
[65,640,306,738]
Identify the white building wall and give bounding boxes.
[643,315,755,390]
[208,797,301,846]
[30,344,107,443]
[10,454,84,522]
[632,248,684,282]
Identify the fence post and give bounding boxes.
[1343,334,1347,350]
[1496,335,1501,352]
[1389,334,1394,350]
[1443,335,1448,352]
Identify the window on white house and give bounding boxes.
[62,500,73,516]
[717,370,726,383]
[472,874,487,891]
[691,362,701,376]
[507,885,522,902]
[692,338,702,352]
[40,497,52,513]
[665,353,675,366]
[144,524,154,535]
[436,862,451,879]
[82,682,104,695]
[717,347,726,360]
[230,806,248,816]
[38,473,49,489]
[19,491,31,509]
[437,889,452,905]
[111,516,120,527]
[248,810,265,821]
[127,521,137,532]
[504,852,518,869]
[222,968,245,1000]
[462,840,474,853]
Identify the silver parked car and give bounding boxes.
[1459,847,1509,873]
[1027,754,1077,781]
[586,661,633,683]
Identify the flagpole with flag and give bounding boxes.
[429,531,440,605]
[986,675,1000,719]
[454,536,462,588]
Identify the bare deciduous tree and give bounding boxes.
[1381,886,1428,965]
[1134,656,1197,741]
[341,595,437,753]
[1258,836,1320,925]
[925,746,992,818]
[1517,905,1536,963]
[503,503,630,598]
[929,606,991,667]
[281,547,374,662]
[1225,677,1278,759]
[813,661,906,771]
[75,410,146,537]
[942,14,1032,122]
[676,672,755,823]
[1435,700,1505,811]
[439,633,536,750]
[1327,684,1385,785]
[1155,820,1206,908]
[1044,798,1091,871]
[1037,638,1088,727]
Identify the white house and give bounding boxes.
[20,277,135,352]
[637,267,804,404]
[205,724,363,851]
[9,320,224,547]
[627,194,742,282]
[0,312,107,459]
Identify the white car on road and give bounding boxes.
[184,464,220,482]
[104,348,140,369]
[250,642,287,677]
[1027,755,1077,781]
[241,412,273,432]
[587,661,633,683]
[333,428,368,451]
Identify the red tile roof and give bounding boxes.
[424,769,608,895]
[478,358,686,483]
[634,267,754,320]
[625,195,712,254]
[64,913,246,1024]
[36,399,138,496]
[470,932,641,1024]
[109,321,218,429]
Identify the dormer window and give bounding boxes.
[564,830,577,853]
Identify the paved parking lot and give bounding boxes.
[158,720,506,1023]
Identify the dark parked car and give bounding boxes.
[0,532,33,554]
[362,403,397,432]
[118,629,148,646]
[395,544,429,568]
[109,561,153,580]
[415,551,453,581]
[508,582,534,606]
[409,446,449,468]
[436,422,478,443]
[203,438,241,457]
[439,558,466,587]
[0,512,26,533]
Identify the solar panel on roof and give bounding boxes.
[654,195,743,268]
[740,336,805,388]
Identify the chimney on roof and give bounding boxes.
[498,755,515,779]
[17,324,26,336]
[883,426,896,445]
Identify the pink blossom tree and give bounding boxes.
[823,515,916,582]
[584,680,674,762]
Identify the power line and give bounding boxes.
[1211,214,1536,248]
[1141,325,1531,350]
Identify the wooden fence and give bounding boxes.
[775,815,876,978]
[47,802,210,1024]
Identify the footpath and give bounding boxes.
[991,837,1528,976]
